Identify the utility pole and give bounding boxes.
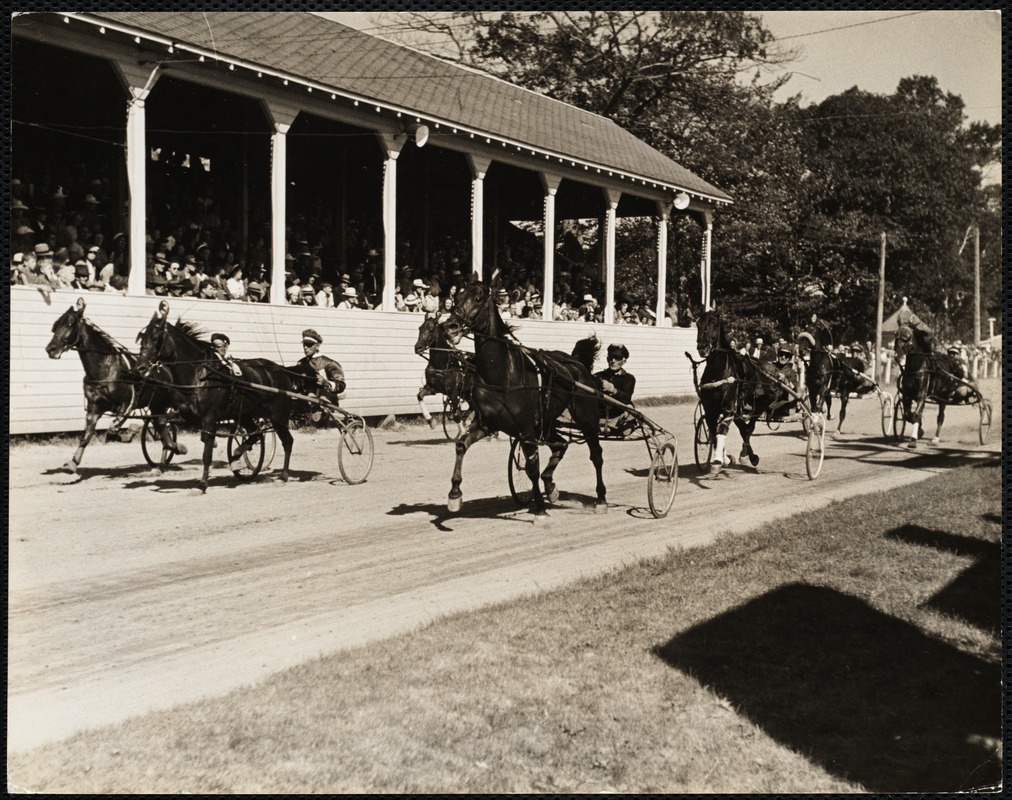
[874,232,886,383]
[973,224,981,346]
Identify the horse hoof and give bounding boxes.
[428,418,437,430]
[228,460,243,473]
[62,462,78,474]
[175,443,188,456]
[148,468,162,478]
[906,440,918,449]
[531,510,550,523]
[448,497,462,513]
[748,453,760,467]
[189,488,205,497]
[709,461,724,476]
[593,502,608,514]
[930,437,940,445]
[546,486,560,504]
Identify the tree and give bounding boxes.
[795,76,1001,340]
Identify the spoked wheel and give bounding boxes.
[508,438,534,506]
[879,391,894,437]
[693,416,712,473]
[647,442,679,518]
[227,424,266,480]
[338,417,375,484]
[441,397,473,440]
[892,394,907,440]
[805,417,825,480]
[978,400,993,445]
[693,400,703,428]
[141,418,178,466]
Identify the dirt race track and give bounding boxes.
[8,385,1001,754]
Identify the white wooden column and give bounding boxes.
[268,125,289,304]
[261,100,300,305]
[701,212,713,311]
[111,61,160,297]
[376,133,406,310]
[655,203,670,326]
[125,96,148,296]
[602,188,620,325]
[381,151,399,309]
[540,172,562,319]
[467,155,491,280]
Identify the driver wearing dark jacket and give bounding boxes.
[295,328,345,405]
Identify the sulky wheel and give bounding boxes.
[141,418,177,467]
[227,425,266,480]
[338,417,374,484]
[978,400,993,445]
[879,391,894,437]
[507,437,533,506]
[693,416,712,473]
[647,442,679,518]
[693,400,703,428]
[805,417,825,480]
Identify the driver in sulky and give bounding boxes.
[295,328,346,408]
[595,343,637,433]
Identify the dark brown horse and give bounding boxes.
[893,323,973,447]
[441,278,605,517]
[413,313,475,431]
[135,300,298,492]
[695,310,790,475]
[45,297,182,472]
[799,322,838,424]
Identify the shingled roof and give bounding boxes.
[84,11,731,204]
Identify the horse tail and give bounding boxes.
[571,335,600,373]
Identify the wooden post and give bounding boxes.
[874,232,886,383]
[973,223,981,348]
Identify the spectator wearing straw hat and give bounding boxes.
[336,285,359,310]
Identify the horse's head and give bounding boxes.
[892,325,916,358]
[46,297,87,359]
[136,300,172,371]
[695,310,726,358]
[413,314,440,356]
[444,278,499,344]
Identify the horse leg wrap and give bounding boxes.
[713,433,727,466]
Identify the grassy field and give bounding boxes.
[9,461,1001,794]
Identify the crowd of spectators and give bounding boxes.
[11,174,674,325]
[10,174,130,295]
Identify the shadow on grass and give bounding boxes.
[653,583,1001,792]
[887,525,1000,634]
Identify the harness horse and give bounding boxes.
[691,310,826,479]
[135,301,298,493]
[45,298,183,473]
[800,328,889,436]
[441,278,606,517]
[413,314,475,439]
[892,324,992,447]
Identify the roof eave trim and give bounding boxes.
[68,12,732,206]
